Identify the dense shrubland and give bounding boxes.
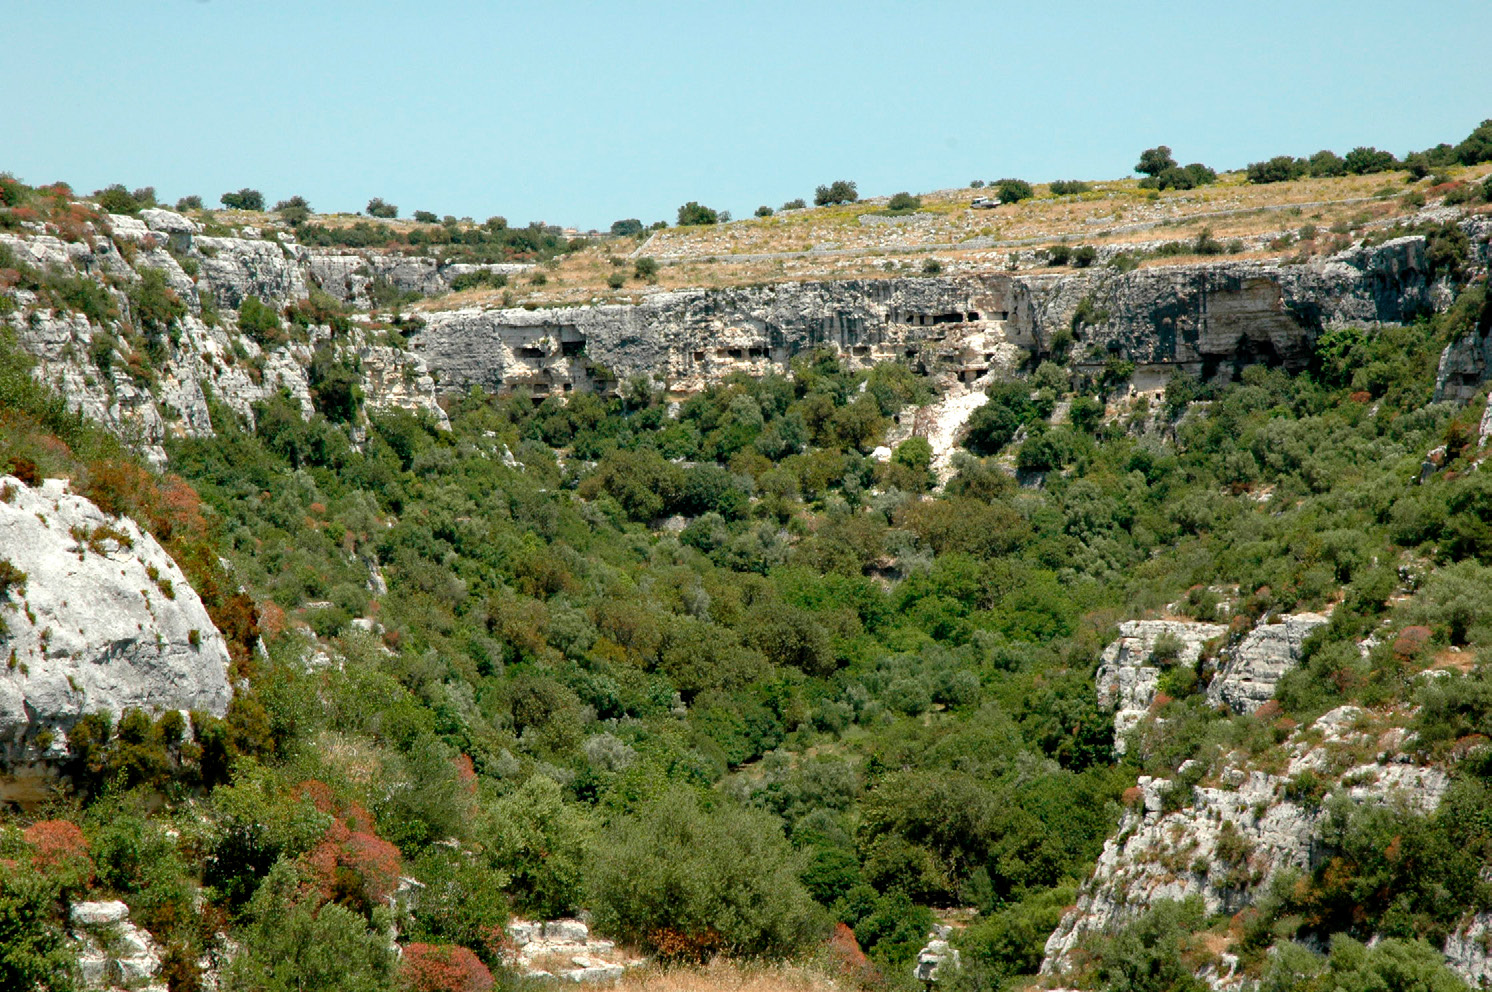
[3,260,1492,990]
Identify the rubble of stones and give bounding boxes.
[505,919,644,983]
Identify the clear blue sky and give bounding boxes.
[5,0,1490,230]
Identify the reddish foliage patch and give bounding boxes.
[454,753,477,795]
[1393,625,1433,659]
[296,781,400,911]
[1122,785,1145,807]
[649,927,723,963]
[1254,700,1282,721]
[400,943,494,992]
[1348,391,1373,404]
[825,922,877,982]
[24,820,93,879]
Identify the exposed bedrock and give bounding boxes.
[0,476,233,802]
[411,235,1450,399]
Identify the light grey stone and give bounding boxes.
[0,476,233,799]
[1206,613,1328,714]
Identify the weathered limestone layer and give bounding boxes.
[411,234,1455,400]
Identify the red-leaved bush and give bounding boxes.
[24,820,93,880]
[399,943,494,992]
[295,781,402,912]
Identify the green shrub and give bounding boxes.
[237,295,284,348]
[1308,150,1347,177]
[676,202,719,226]
[754,205,774,217]
[365,197,398,219]
[128,268,187,347]
[963,382,1037,455]
[1049,180,1091,195]
[448,270,507,292]
[222,859,396,992]
[0,864,77,992]
[885,192,922,213]
[1262,935,1469,992]
[485,776,596,919]
[1247,156,1308,184]
[589,787,823,959]
[781,198,807,210]
[1344,146,1398,175]
[273,196,312,226]
[994,178,1034,204]
[633,256,659,281]
[95,184,142,214]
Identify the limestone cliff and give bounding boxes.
[410,232,1463,401]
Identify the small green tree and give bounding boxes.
[1308,149,1347,177]
[220,188,265,211]
[813,180,858,206]
[413,210,439,223]
[1135,145,1178,177]
[633,256,659,281]
[676,202,719,226]
[781,198,807,210]
[366,197,398,218]
[1247,156,1308,184]
[273,196,312,226]
[610,218,644,236]
[754,205,774,217]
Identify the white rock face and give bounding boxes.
[1207,613,1329,714]
[505,918,642,982]
[913,926,961,982]
[1096,620,1226,753]
[0,476,232,792]
[72,900,163,988]
[1040,705,1451,979]
[71,900,131,926]
[1444,911,1492,987]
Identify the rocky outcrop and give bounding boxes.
[1444,912,1492,988]
[72,899,163,988]
[504,919,643,982]
[913,925,961,983]
[1206,613,1329,715]
[1095,620,1227,754]
[1040,706,1451,979]
[0,476,232,801]
[414,277,1029,400]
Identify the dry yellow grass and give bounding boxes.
[608,958,847,992]
[413,164,1491,310]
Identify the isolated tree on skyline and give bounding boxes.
[1135,146,1178,177]
[814,180,858,206]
